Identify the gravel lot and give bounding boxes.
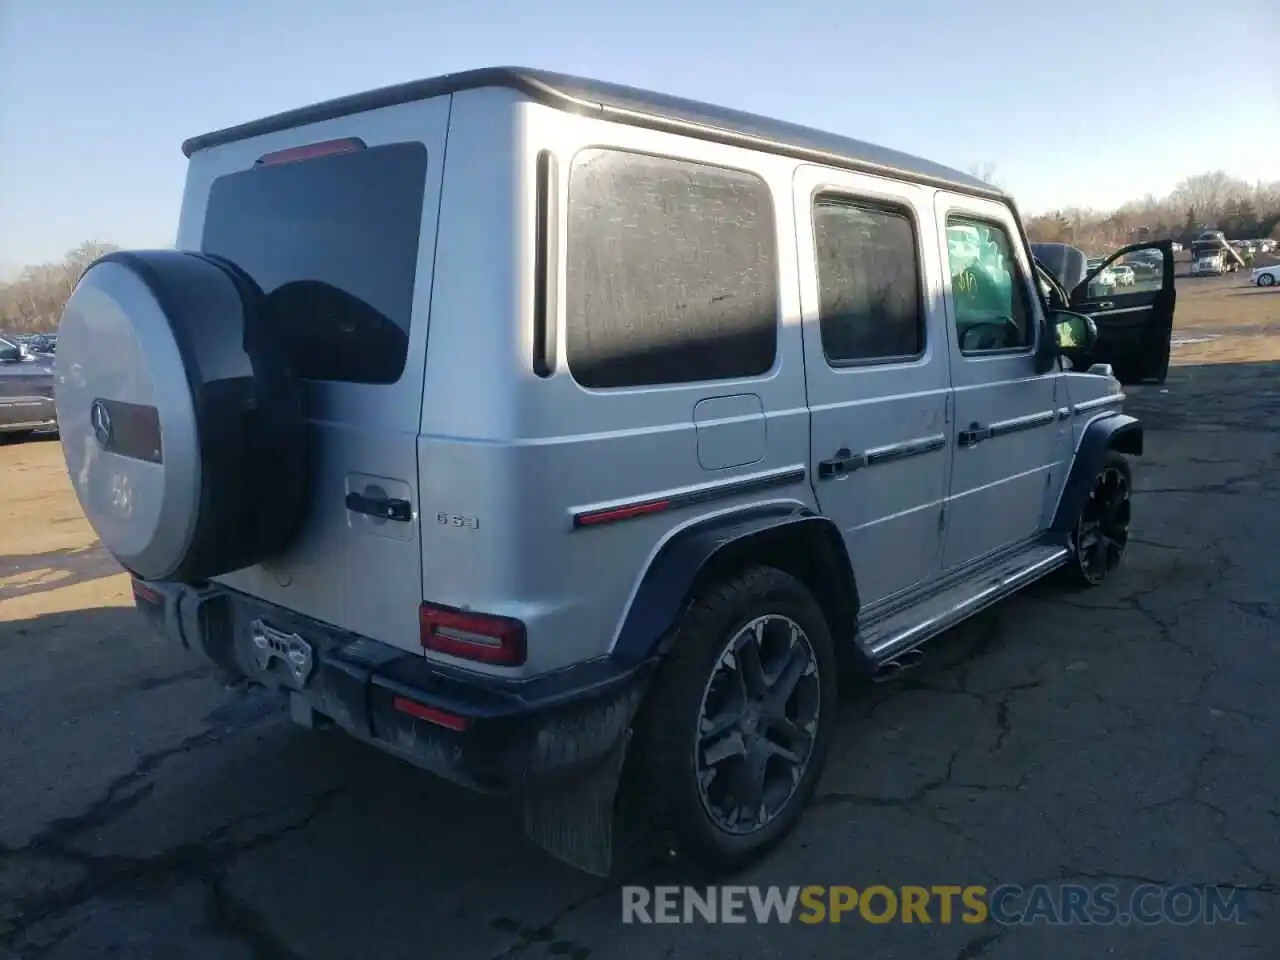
[1,272,1277,958]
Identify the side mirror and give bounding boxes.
[1050,310,1098,367]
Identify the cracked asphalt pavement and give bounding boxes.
[2,352,1278,958]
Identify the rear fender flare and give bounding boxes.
[1051,412,1142,533]
[610,506,859,666]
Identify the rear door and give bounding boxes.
[175,97,450,653]
[1070,240,1175,377]
[795,165,951,606]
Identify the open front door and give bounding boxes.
[1069,239,1175,384]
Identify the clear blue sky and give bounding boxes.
[1,0,1277,269]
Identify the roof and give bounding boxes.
[181,67,1000,198]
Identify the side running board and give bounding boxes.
[857,543,1070,666]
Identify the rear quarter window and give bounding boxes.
[201,141,429,385]
[564,149,779,389]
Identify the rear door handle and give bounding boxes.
[818,448,867,479]
[345,492,412,522]
[958,424,991,447]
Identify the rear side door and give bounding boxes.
[795,166,951,607]
[935,191,1069,569]
[176,97,451,653]
[1070,240,1175,381]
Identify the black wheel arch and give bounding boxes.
[611,506,860,671]
[1051,412,1142,534]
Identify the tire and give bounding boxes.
[1062,452,1132,588]
[1259,274,1276,287]
[638,566,838,873]
[56,250,307,582]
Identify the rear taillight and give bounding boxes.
[419,603,527,666]
[255,137,366,166]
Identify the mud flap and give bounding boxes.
[523,729,631,877]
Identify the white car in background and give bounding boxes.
[1110,265,1136,287]
[1253,264,1279,287]
[1091,262,1117,285]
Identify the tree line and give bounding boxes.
[1,241,119,334]
[4,170,1279,335]
[1023,171,1280,254]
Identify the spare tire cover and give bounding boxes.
[56,249,307,583]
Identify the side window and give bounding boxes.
[945,217,1033,355]
[565,149,778,389]
[1088,249,1166,297]
[813,197,924,363]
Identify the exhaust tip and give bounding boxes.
[872,648,924,683]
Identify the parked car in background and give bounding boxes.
[1258,239,1277,254]
[1086,260,1118,292]
[15,333,57,354]
[1109,265,1136,287]
[1127,250,1163,279]
[0,335,58,439]
[1253,264,1279,287]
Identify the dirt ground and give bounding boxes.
[1168,259,1280,365]
[1,272,1277,958]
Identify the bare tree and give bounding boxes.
[0,240,119,334]
[1024,171,1280,252]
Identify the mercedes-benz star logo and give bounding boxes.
[91,399,113,447]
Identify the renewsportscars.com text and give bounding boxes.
[621,884,1248,926]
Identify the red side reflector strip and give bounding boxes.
[131,578,162,605]
[392,696,470,731]
[256,137,366,166]
[574,499,670,527]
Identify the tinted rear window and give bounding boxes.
[813,198,924,363]
[202,141,429,384]
[564,149,778,389]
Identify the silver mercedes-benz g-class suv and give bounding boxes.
[54,67,1160,877]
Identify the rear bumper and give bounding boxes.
[133,579,652,793]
